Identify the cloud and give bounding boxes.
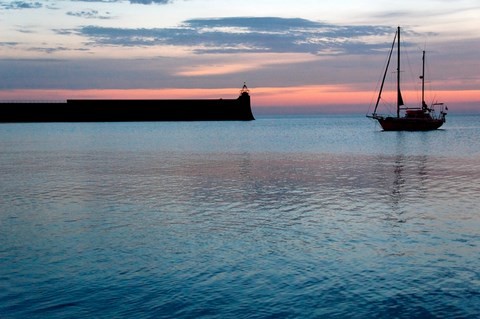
[67,9,113,19]
[129,0,171,3]
[15,28,36,34]
[0,1,42,9]
[72,0,172,3]
[27,46,90,54]
[73,17,393,55]
[72,0,118,2]
[0,42,19,47]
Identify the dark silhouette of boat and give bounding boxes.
[367,27,447,131]
[0,83,254,122]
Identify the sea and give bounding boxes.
[1,114,479,319]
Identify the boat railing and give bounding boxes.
[426,103,447,120]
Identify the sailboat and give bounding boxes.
[367,26,448,131]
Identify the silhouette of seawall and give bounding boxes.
[0,92,254,122]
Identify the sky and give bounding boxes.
[0,0,479,114]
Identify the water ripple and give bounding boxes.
[1,121,480,318]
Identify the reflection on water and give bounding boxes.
[388,154,429,220]
[1,117,480,318]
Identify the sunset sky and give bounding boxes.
[1,0,479,114]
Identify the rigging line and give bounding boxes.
[367,63,387,115]
[424,50,436,105]
[402,37,418,105]
[367,42,397,116]
[372,29,397,115]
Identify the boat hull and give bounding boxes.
[0,94,254,122]
[377,117,444,131]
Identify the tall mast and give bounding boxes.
[396,26,402,118]
[421,50,426,110]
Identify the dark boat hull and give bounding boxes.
[0,94,254,122]
[377,117,444,131]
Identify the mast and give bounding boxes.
[396,26,404,118]
[421,50,426,111]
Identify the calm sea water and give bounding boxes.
[1,114,479,318]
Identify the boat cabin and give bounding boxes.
[404,109,432,119]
